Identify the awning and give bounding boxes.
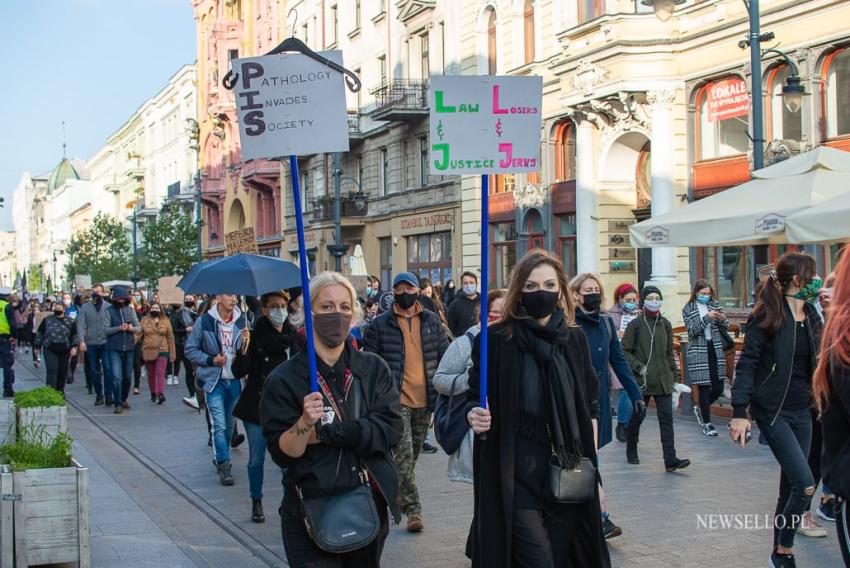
[629,146,850,248]
[786,193,850,243]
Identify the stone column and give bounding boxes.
[575,117,598,274]
[647,89,678,285]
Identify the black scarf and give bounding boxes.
[512,309,584,469]
[253,315,296,355]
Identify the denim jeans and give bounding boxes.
[86,343,109,398]
[107,350,134,408]
[207,379,242,465]
[244,421,267,501]
[756,407,814,549]
[616,389,632,425]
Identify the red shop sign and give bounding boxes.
[707,78,750,122]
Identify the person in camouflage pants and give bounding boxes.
[363,272,449,533]
[395,406,432,517]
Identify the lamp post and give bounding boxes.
[51,252,57,292]
[187,118,202,262]
[327,152,350,272]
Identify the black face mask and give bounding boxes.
[394,292,418,310]
[150,311,161,318]
[581,292,602,313]
[53,310,65,318]
[313,312,352,348]
[185,301,195,308]
[521,290,560,319]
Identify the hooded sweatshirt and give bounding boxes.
[210,304,241,380]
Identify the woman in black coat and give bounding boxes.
[466,250,610,568]
[232,290,298,524]
[260,272,402,568]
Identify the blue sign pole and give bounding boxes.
[479,174,489,410]
[289,156,319,393]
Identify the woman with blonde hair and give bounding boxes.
[569,273,644,540]
[261,272,402,567]
[466,250,610,567]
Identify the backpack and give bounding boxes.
[434,331,475,455]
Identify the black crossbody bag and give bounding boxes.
[545,373,597,504]
[297,373,380,554]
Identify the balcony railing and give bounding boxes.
[370,80,429,121]
[311,195,369,221]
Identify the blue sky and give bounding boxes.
[0,0,197,231]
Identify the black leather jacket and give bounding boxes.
[732,301,822,424]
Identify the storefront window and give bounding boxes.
[766,65,803,142]
[379,237,392,290]
[554,121,576,181]
[700,246,748,307]
[407,232,452,286]
[492,221,517,288]
[825,48,850,138]
[696,77,750,160]
[558,215,577,277]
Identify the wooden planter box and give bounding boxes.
[16,407,67,442]
[0,403,14,448]
[0,460,89,568]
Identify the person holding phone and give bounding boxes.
[731,252,824,568]
[683,279,730,437]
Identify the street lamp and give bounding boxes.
[762,48,809,113]
[51,252,57,292]
[641,0,686,22]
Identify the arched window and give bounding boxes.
[636,142,651,209]
[229,198,246,230]
[523,1,535,65]
[823,48,850,139]
[694,77,750,160]
[486,8,497,75]
[765,65,803,142]
[578,0,604,24]
[554,121,576,181]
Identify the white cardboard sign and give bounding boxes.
[428,75,542,175]
[232,51,349,160]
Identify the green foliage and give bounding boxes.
[138,204,198,284]
[1,425,73,472]
[65,212,132,284]
[14,387,66,409]
[26,265,45,292]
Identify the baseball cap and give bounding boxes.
[392,272,419,289]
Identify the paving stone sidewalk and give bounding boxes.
[14,352,844,567]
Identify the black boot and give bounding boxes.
[252,499,265,523]
[231,430,245,448]
[626,445,640,464]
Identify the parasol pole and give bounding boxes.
[288,156,319,393]
[479,174,489,411]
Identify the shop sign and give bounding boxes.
[232,51,349,159]
[225,227,259,255]
[610,248,635,260]
[754,213,785,235]
[399,211,454,236]
[610,261,636,274]
[285,230,318,252]
[429,75,542,175]
[608,219,635,232]
[645,226,669,244]
[608,233,628,246]
[707,78,750,122]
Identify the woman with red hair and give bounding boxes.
[813,249,850,567]
[608,283,641,441]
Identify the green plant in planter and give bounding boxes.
[14,387,66,408]
[0,424,73,472]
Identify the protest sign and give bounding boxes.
[225,227,260,255]
[232,51,349,159]
[157,276,184,306]
[74,274,92,291]
[428,76,543,175]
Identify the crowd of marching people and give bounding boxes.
[0,245,848,567]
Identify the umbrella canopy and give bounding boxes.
[349,244,368,276]
[629,146,850,248]
[786,193,850,243]
[176,253,302,296]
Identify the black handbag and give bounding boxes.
[544,377,597,504]
[297,372,381,554]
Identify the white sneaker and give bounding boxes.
[798,512,827,537]
[182,395,199,410]
[172,376,179,385]
[167,375,175,385]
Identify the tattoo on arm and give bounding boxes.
[289,420,310,437]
